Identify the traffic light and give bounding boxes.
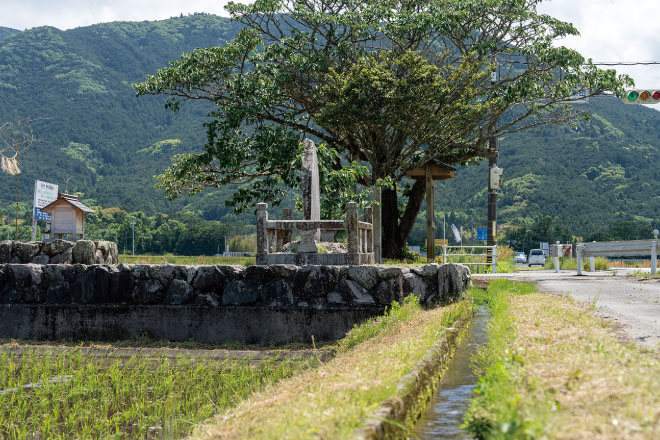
[622,89,660,104]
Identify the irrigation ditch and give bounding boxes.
[358,282,491,440]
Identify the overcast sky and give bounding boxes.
[1,0,659,88]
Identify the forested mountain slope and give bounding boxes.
[0,14,657,236]
[0,14,240,219]
[0,27,19,41]
[439,97,660,237]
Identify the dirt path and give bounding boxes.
[475,269,660,349]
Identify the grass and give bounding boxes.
[118,254,255,266]
[627,270,660,280]
[464,279,660,439]
[0,349,315,439]
[191,296,473,439]
[384,245,517,274]
[544,256,611,271]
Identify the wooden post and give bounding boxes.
[256,203,268,265]
[425,163,435,262]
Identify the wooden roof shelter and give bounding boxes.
[406,159,457,262]
[41,193,94,241]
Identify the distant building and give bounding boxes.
[41,193,94,241]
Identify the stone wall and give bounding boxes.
[0,240,118,265]
[0,263,470,344]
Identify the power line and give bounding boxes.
[498,59,660,67]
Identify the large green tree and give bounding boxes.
[134,0,631,258]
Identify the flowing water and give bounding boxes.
[413,306,490,439]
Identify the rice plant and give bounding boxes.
[0,349,314,439]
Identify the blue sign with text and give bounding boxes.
[477,228,488,241]
[34,207,51,221]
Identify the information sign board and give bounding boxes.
[33,180,58,221]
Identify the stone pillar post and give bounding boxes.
[256,203,268,265]
[281,208,292,249]
[364,206,373,254]
[370,187,382,263]
[346,202,359,264]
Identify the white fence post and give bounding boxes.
[491,245,497,274]
[554,256,560,273]
[589,257,595,272]
[652,240,657,275]
[576,245,583,276]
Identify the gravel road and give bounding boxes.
[475,269,660,349]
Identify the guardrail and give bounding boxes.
[440,245,498,274]
[573,240,658,275]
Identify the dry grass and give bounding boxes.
[509,293,660,439]
[191,301,471,439]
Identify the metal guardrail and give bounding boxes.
[441,244,498,273]
[573,240,658,275]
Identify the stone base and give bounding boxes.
[262,253,374,265]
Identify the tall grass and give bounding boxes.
[118,254,255,266]
[0,350,313,438]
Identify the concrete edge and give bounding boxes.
[354,311,474,439]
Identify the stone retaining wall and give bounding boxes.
[0,263,470,344]
[0,240,118,265]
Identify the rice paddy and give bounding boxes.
[0,349,315,439]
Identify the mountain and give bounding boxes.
[0,14,658,237]
[0,14,242,219]
[0,27,19,41]
[436,97,660,238]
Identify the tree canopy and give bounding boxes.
[135,0,632,257]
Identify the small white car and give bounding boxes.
[514,252,527,264]
[527,249,546,267]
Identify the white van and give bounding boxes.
[527,249,545,267]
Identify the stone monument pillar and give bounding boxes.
[300,139,320,252]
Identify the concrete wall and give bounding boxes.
[0,263,471,344]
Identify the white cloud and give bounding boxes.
[0,0,233,31]
[538,0,660,89]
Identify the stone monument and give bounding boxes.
[299,139,321,252]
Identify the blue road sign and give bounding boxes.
[477,228,488,241]
[34,207,51,221]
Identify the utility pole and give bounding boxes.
[131,214,135,256]
[487,58,499,257]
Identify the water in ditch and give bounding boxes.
[413,306,490,439]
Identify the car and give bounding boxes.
[527,249,546,267]
[514,252,527,264]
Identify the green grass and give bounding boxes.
[463,280,543,439]
[118,254,255,266]
[627,270,660,279]
[465,278,660,439]
[193,298,474,439]
[336,295,423,353]
[0,349,314,439]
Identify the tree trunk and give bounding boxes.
[381,180,427,259]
